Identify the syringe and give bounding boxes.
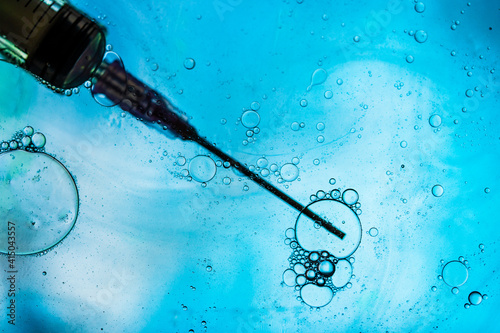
[0,0,346,240]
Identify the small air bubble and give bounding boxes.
[184,58,196,70]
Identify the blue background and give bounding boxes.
[1,0,499,331]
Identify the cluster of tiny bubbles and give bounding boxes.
[183,58,196,70]
[414,30,428,43]
[240,103,262,145]
[0,126,46,154]
[394,80,404,90]
[450,20,461,31]
[307,68,328,91]
[282,240,355,307]
[282,187,362,307]
[432,184,444,197]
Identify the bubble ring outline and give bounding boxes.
[294,198,362,259]
[0,150,80,256]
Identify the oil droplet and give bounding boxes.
[342,189,359,205]
[281,163,299,182]
[300,284,333,308]
[317,135,325,143]
[330,189,341,199]
[442,260,468,287]
[188,156,216,183]
[329,178,336,185]
[31,133,46,148]
[307,68,328,91]
[184,58,196,70]
[429,114,442,128]
[243,185,249,191]
[432,185,444,197]
[300,99,308,107]
[451,287,459,294]
[176,156,187,166]
[400,140,408,148]
[353,36,360,42]
[206,265,212,272]
[336,78,343,85]
[21,136,31,147]
[465,89,474,97]
[257,157,268,168]
[241,110,260,128]
[42,271,47,276]
[431,286,437,292]
[368,227,378,237]
[250,101,260,111]
[0,150,79,255]
[406,55,414,63]
[484,187,490,194]
[318,260,335,277]
[313,159,320,165]
[222,177,231,185]
[414,2,425,13]
[468,291,483,305]
[324,90,333,99]
[316,122,325,131]
[23,126,34,136]
[414,30,428,43]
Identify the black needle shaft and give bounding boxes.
[93,60,346,240]
[193,135,346,240]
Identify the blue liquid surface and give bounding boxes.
[0,0,499,331]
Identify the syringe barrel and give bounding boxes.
[0,0,106,89]
[92,60,198,141]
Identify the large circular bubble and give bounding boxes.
[189,155,217,182]
[280,163,299,182]
[295,199,362,258]
[331,259,353,287]
[442,260,468,287]
[300,284,334,307]
[241,110,260,128]
[282,269,296,287]
[0,150,79,255]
